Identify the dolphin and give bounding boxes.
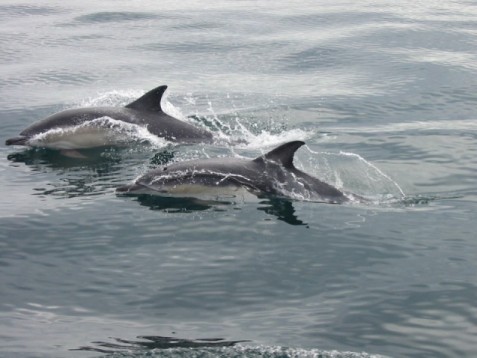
[117,141,350,203]
[5,85,213,149]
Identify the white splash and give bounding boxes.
[78,89,143,108]
[301,145,405,200]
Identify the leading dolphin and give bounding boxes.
[5,85,213,149]
[117,141,350,203]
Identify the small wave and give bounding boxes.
[388,192,464,207]
[0,4,61,18]
[381,47,477,72]
[219,345,388,358]
[74,11,158,24]
[76,344,389,358]
[73,335,387,358]
[324,119,477,134]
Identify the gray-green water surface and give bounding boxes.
[1,1,477,357]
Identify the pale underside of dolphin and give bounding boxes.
[117,141,350,204]
[5,85,213,149]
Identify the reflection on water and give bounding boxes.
[6,147,123,169]
[6,147,124,199]
[129,194,309,226]
[133,194,224,212]
[149,149,176,166]
[5,147,179,199]
[74,335,247,354]
[258,198,307,226]
[7,146,177,170]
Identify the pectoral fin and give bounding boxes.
[60,149,87,159]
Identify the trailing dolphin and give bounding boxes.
[117,141,350,203]
[5,85,213,150]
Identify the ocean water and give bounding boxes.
[1,1,477,357]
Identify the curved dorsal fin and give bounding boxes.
[254,141,305,168]
[125,85,167,112]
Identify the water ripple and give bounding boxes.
[74,11,159,24]
[0,4,62,18]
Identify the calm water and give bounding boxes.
[1,1,477,357]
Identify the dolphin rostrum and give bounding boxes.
[5,85,213,149]
[117,141,350,203]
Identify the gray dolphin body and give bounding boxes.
[117,141,349,203]
[5,85,213,148]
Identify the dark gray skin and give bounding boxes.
[5,85,213,146]
[117,141,349,204]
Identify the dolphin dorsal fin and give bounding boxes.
[254,141,305,168]
[125,85,167,112]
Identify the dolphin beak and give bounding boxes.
[116,183,142,193]
[5,136,28,146]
